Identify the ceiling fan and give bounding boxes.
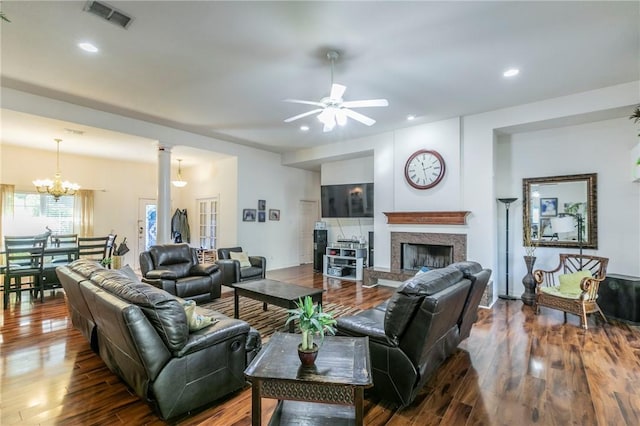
[284,51,389,132]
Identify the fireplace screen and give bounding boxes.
[401,243,453,270]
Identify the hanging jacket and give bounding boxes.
[171,208,191,243]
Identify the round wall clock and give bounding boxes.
[404,149,446,189]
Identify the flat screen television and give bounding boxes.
[321,183,374,218]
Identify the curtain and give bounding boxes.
[74,189,94,237]
[0,184,15,265]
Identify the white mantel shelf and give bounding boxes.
[383,211,471,225]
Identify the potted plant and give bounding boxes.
[285,296,337,365]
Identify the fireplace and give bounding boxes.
[391,232,466,270]
[402,243,453,270]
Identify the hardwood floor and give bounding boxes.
[1,264,639,425]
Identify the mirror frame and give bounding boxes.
[522,173,598,249]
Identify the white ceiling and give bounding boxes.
[1,1,638,163]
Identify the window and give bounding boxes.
[10,192,75,234]
[197,198,218,249]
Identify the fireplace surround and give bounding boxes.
[391,232,466,270]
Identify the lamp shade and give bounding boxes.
[551,216,574,234]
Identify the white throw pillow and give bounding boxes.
[230,251,252,268]
[182,300,216,331]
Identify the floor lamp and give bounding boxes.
[498,198,518,300]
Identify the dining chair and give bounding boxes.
[3,235,48,309]
[78,234,116,266]
[50,233,79,264]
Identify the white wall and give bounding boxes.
[497,117,640,297]
[3,83,638,285]
[285,82,639,302]
[236,152,320,270]
[176,156,238,249]
[464,81,639,300]
[1,89,321,271]
[320,157,374,243]
[1,144,156,267]
[315,118,465,270]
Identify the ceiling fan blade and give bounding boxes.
[341,99,389,108]
[283,99,325,107]
[284,109,323,123]
[343,108,376,126]
[329,84,346,100]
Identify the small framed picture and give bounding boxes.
[269,209,280,221]
[243,209,256,222]
[258,211,266,222]
[258,200,266,211]
[540,198,558,217]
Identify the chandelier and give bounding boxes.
[172,159,187,187]
[33,138,80,201]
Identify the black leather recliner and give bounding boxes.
[139,243,222,303]
[336,261,491,407]
[216,246,266,286]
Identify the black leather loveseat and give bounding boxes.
[336,261,491,407]
[56,259,261,420]
[140,243,222,303]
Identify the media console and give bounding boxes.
[323,243,367,281]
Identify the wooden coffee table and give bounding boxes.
[233,279,323,333]
[244,332,372,426]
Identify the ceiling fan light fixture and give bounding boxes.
[283,49,388,131]
[336,109,348,126]
[317,108,334,125]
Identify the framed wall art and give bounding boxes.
[269,209,280,221]
[540,198,558,217]
[243,209,256,222]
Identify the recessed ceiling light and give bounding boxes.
[300,125,309,132]
[78,42,99,53]
[503,68,519,78]
[407,115,416,121]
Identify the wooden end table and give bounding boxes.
[244,332,372,426]
[233,279,323,333]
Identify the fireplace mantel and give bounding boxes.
[384,211,471,225]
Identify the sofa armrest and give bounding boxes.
[216,259,241,285]
[142,278,178,295]
[189,263,219,276]
[146,270,178,280]
[249,256,266,270]
[176,318,250,357]
[336,310,397,346]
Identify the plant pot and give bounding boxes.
[112,255,123,270]
[297,343,319,366]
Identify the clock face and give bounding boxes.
[404,150,446,189]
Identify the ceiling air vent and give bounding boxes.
[84,1,133,29]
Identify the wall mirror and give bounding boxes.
[522,173,597,249]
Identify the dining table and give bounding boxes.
[1,242,80,288]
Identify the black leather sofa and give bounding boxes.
[56,259,261,420]
[336,261,491,407]
[216,246,266,286]
[139,243,222,303]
